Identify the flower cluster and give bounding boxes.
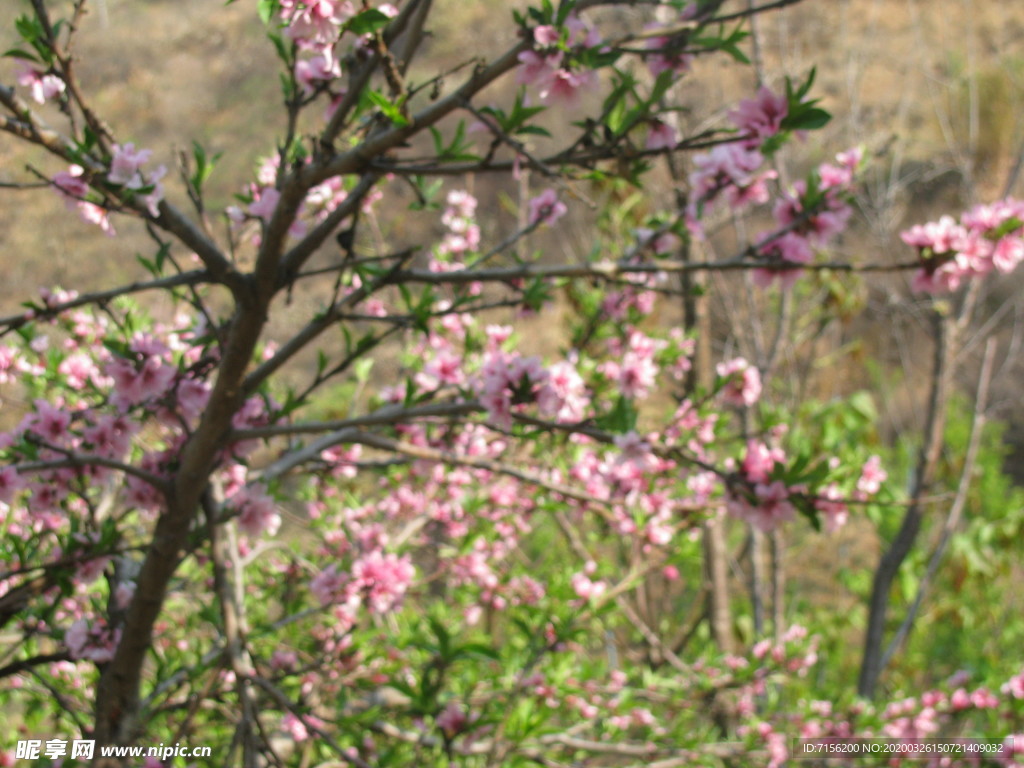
[686,86,792,226]
[516,16,601,107]
[65,618,121,664]
[13,58,65,104]
[52,166,116,236]
[687,144,777,223]
[279,1,399,110]
[752,147,860,288]
[475,348,587,428]
[280,0,355,50]
[437,189,481,261]
[227,153,368,245]
[50,142,166,236]
[716,357,763,407]
[311,551,415,624]
[597,328,666,400]
[903,198,1024,293]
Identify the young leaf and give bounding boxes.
[347,9,391,36]
[257,0,278,25]
[366,90,410,127]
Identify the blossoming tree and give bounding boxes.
[1,0,1023,766]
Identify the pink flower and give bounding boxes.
[729,86,788,146]
[249,187,281,222]
[814,484,849,533]
[281,713,311,742]
[14,58,65,104]
[26,399,71,444]
[644,28,693,77]
[856,455,887,496]
[310,564,346,605]
[773,180,852,246]
[752,231,815,289]
[65,618,121,663]
[993,236,1024,274]
[58,351,99,390]
[716,357,762,406]
[646,120,679,151]
[139,164,167,217]
[901,215,963,252]
[752,481,796,530]
[539,359,589,421]
[296,50,341,95]
[1003,734,1024,756]
[742,440,779,483]
[77,201,116,236]
[108,143,153,188]
[836,146,864,170]
[114,582,136,610]
[949,687,971,710]
[533,25,560,46]
[538,67,595,107]
[436,702,469,737]
[351,551,415,613]
[175,377,212,422]
[1001,672,1024,699]
[571,571,606,601]
[52,165,120,235]
[53,165,90,202]
[688,144,775,218]
[528,189,568,226]
[231,485,281,539]
[82,414,137,459]
[516,50,563,91]
[281,0,354,49]
[415,349,466,391]
[564,14,601,48]
[107,356,177,409]
[0,466,26,504]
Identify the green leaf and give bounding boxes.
[257,0,278,25]
[605,97,629,136]
[429,121,481,162]
[988,216,1023,240]
[4,48,38,62]
[347,9,391,36]
[847,391,877,423]
[354,357,374,384]
[15,15,43,44]
[648,70,675,105]
[136,254,157,276]
[522,277,552,312]
[720,41,750,64]
[577,47,621,69]
[190,141,222,192]
[785,106,831,131]
[796,66,817,100]
[365,90,410,127]
[428,616,451,659]
[454,642,500,661]
[596,395,637,434]
[102,339,132,359]
[555,0,577,26]
[517,124,551,137]
[429,126,444,156]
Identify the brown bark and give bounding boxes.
[857,310,958,699]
